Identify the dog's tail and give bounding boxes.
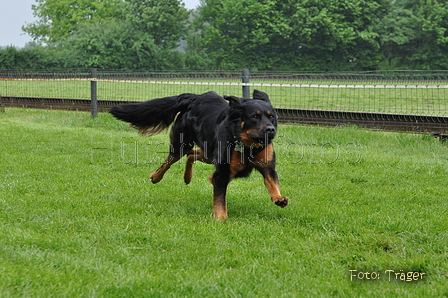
[109,93,196,136]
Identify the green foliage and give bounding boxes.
[123,0,189,50]
[19,0,189,70]
[0,45,81,69]
[190,0,448,70]
[1,108,447,296]
[23,0,122,44]
[194,0,389,70]
[379,0,448,69]
[4,0,448,70]
[62,20,184,69]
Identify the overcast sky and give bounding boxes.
[0,0,201,48]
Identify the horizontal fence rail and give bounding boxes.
[5,77,447,89]
[1,69,447,132]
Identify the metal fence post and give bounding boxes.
[242,69,250,99]
[91,68,98,118]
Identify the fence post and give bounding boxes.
[91,68,98,118]
[242,69,250,99]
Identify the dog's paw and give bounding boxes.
[273,196,289,208]
[183,171,192,184]
[150,172,163,184]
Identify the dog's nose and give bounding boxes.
[265,126,276,135]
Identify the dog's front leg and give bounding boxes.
[260,168,289,207]
[210,166,230,220]
[253,145,289,208]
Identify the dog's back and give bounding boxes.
[175,91,230,150]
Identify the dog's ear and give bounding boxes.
[224,96,243,120]
[224,96,243,109]
[252,90,271,104]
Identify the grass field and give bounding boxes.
[1,108,447,297]
[1,79,447,116]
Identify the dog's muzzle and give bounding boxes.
[252,126,276,144]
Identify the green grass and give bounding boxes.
[1,108,447,297]
[1,79,447,116]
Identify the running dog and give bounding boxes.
[109,90,288,219]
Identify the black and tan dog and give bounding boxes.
[109,90,288,219]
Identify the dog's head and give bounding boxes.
[225,90,278,148]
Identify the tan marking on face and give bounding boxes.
[240,121,245,130]
[240,129,263,148]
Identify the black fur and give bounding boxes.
[109,94,192,135]
[109,90,289,219]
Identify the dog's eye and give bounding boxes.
[268,115,274,119]
[252,114,259,119]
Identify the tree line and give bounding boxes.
[1,0,448,71]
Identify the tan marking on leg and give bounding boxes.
[210,172,228,220]
[184,149,200,184]
[184,149,213,184]
[264,175,282,199]
[263,175,289,207]
[254,144,289,207]
[213,195,227,220]
[150,155,180,184]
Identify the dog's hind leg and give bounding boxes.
[150,141,193,183]
[151,122,194,184]
[184,149,200,184]
[184,148,213,184]
[210,165,231,220]
[150,154,181,184]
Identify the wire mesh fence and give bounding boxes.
[1,69,447,116]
